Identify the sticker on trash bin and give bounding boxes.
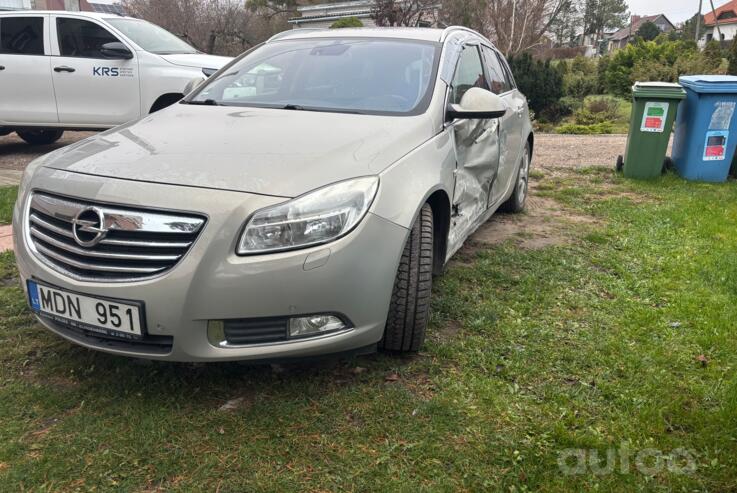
[708,102,736,130]
[703,131,728,161]
[640,102,669,133]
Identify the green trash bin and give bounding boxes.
[617,82,686,179]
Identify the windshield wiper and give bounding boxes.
[182,99,220,106]
[279,104,364,115]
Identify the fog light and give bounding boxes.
[289,315,345,338]
[207,320,225,346]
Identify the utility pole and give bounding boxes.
[695,0,702,43]
[710,0,723,42]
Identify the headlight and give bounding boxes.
[237,176,379,255]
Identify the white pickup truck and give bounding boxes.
[0,11,231,144]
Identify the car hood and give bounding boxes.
[41,105,436,198]
[159,53,232,70]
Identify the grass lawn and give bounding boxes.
[0,186,17,225]
[1,170,737,491]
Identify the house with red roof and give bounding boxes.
[701,0,737,44]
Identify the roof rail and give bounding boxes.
[267,28,329,43]
[440,26,485,42]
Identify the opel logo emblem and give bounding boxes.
[72,207,107,248]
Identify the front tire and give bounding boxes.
[16,129,64,145]
[501,142,531,213]
[380,203,434,353]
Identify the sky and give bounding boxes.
[627,0,732,24]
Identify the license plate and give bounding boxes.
[27,280,144,339]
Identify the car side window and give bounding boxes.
[450,45,489,105]
[57,18,120,58]
[481,46,510,95]
[497,53,517,90]
[0,17,45,55]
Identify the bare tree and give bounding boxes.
[439,0,573,55]
[123,0,289,56]
[440,0,487,32]
[373,0,437,27]
[486,0,573,55]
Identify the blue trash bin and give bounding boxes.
[672,75,737,182]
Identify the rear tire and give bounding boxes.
[380,203,434,353]
[501,142,531,213]
[16,129,63,145]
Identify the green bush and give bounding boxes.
[729,37,737,75]
[703,40,725,70]
[603,39,718,97]
[574,96,621,125]
[631,58,677,84]
[559,96,583,113]
[556,122,615,134]
[597,55,610,93]
[571,55,596,74]
[508,53,563,115]
[539,101,569,123]
[555,59,569,76]
[563,72,598,99]
[330,17,364,28]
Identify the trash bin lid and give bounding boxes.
[679,75,737,94]
[632,81,686,99]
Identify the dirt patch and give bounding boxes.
[470,194,599,251]
[432,319,462,343]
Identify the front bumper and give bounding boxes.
[13,168,408,361]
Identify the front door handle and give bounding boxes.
[0,66,5,71]
[54,66,75,73]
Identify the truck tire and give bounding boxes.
[380,203,433,353]
[501,142,531,213]
[17,129,64,146]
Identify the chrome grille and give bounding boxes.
[27,192,206,282]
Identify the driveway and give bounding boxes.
[0,131,95,171]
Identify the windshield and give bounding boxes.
[188,38,440,115]
[106,18,197,54]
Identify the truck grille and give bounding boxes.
[27,192,206,282]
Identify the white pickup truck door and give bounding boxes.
[50,15,140,126]
[0,14,58,125]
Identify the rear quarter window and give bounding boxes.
[0,17,44,55]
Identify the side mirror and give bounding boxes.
[446,87,507,121]
[183,76,206,95]
[100,42,133,60]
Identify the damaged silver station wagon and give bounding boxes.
[13,27,533,362]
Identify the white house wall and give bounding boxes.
[701,23,737,44]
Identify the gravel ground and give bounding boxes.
[0,131,649,172]
[533,133,674,169]
[0,131,95,171]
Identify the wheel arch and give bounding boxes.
[149,93,184,114]
[425,190,451,276]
